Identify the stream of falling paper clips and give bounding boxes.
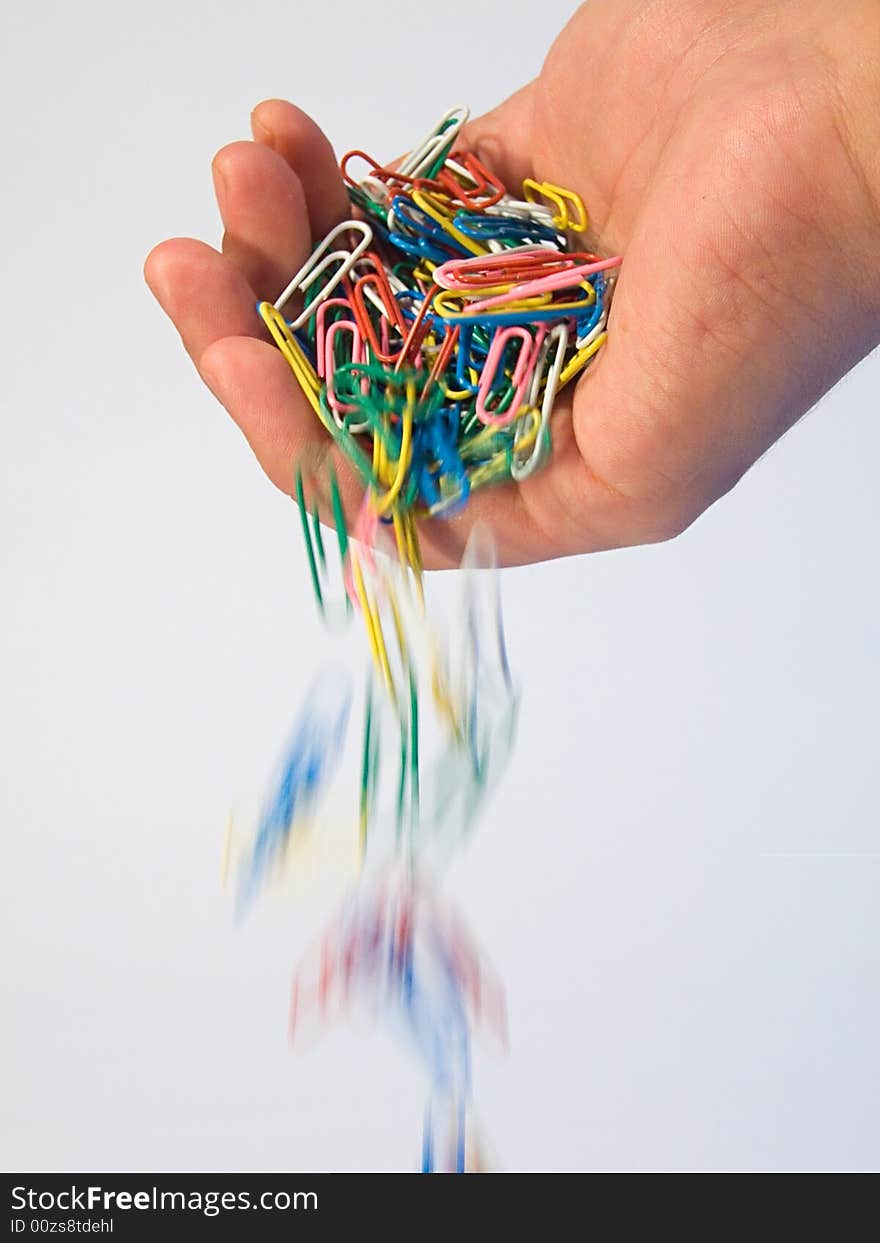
[222,106,621,1172]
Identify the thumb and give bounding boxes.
[458,85,537,196]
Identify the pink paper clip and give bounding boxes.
[324,320,366,417]
[476,325,546,427]
[467,254,623,312]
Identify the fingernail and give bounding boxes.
[212,161,228,217]
[143,246,167,301]
[252,112,275,148]
[199,352,223,401]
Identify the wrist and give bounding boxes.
[819,1,880,323]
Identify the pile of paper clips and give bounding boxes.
[259,102,620,523]
[227,105,619,1171]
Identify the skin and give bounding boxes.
[145,0,880,568]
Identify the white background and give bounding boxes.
[2,0,878,1172]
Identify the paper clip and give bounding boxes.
[511,323,569,480]
[274,220,373,329]
[432,152,506,211]
[522,179,589,233]
[397,106,470,180]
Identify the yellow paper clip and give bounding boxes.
[258,302,323,417]
[522,179,589,233]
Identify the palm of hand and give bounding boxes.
[146,0,880,566]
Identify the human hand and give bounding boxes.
[145,0,880,566]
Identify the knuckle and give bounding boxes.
[616,489,703,547]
